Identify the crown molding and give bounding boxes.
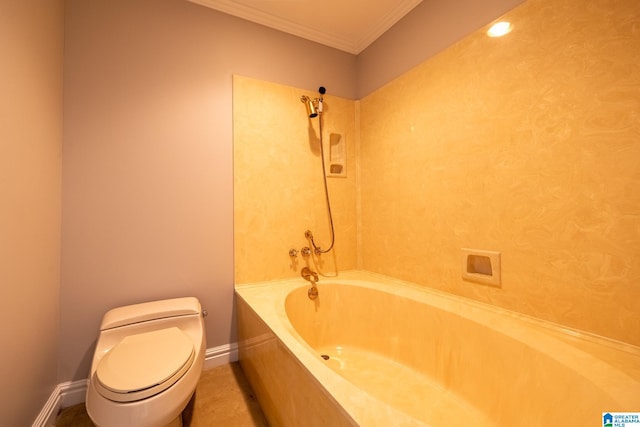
[355,0,422,53]
[187,0,422,54]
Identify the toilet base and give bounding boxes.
[167,414,182,427]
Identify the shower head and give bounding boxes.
[300,95,318,118]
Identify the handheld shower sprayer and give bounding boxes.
[300,95,318,118]
[298,86,336,256]
[300,87,326,118]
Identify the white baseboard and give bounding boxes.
[32,379,88,427]
[32,384,60,427]
[204,341,239,370]
[33,343,238,427]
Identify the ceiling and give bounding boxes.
[187,0,423,54]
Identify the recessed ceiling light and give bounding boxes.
[487,21,512,37]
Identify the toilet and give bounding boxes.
[86,297,206,427]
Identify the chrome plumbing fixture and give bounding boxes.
[301,267,319,300]
[299,86,335,256]
[301,267,319,283]
[300,86,325,118]
[304,230,325,255]
[308,286,318,300]
[290,247,311,258]
[300,95,319,118]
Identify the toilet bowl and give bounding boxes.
[86,297,206,427]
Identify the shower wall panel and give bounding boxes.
[359,0,640,345]
[233,76,358,283]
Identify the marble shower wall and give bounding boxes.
[233,76,358,283]
[233,0,639,346]
[359,0,640,345]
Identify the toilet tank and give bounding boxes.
[100,297,202,331]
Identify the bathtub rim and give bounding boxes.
[237,272,435,426]
[237,270,640,359]
[236,270,640,425]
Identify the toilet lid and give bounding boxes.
[95,327,195,402]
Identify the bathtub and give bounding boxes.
[235,270,640,426]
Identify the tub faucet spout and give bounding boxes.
[301,267,319,300]
[301,267,319,283]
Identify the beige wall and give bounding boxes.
[61,0,357,382]
[233,76,358,283]
[0,0,64,424]
[360,0,640,345]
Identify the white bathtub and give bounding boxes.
[236,270,640,426]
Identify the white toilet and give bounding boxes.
[86,297,206,427]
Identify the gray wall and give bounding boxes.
[0,0,64,425]
[61,0,356,382]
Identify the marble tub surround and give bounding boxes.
[237,296,360,427]
[233,0,640,348]
[358,0,640,345]
[233,75,358,284]
[236,270,640,427]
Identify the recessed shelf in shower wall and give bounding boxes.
[327,132,346,178]
[461,248,501,287]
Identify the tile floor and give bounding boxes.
[55,362,269,427]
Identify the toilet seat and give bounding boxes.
[95,327,195,402]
